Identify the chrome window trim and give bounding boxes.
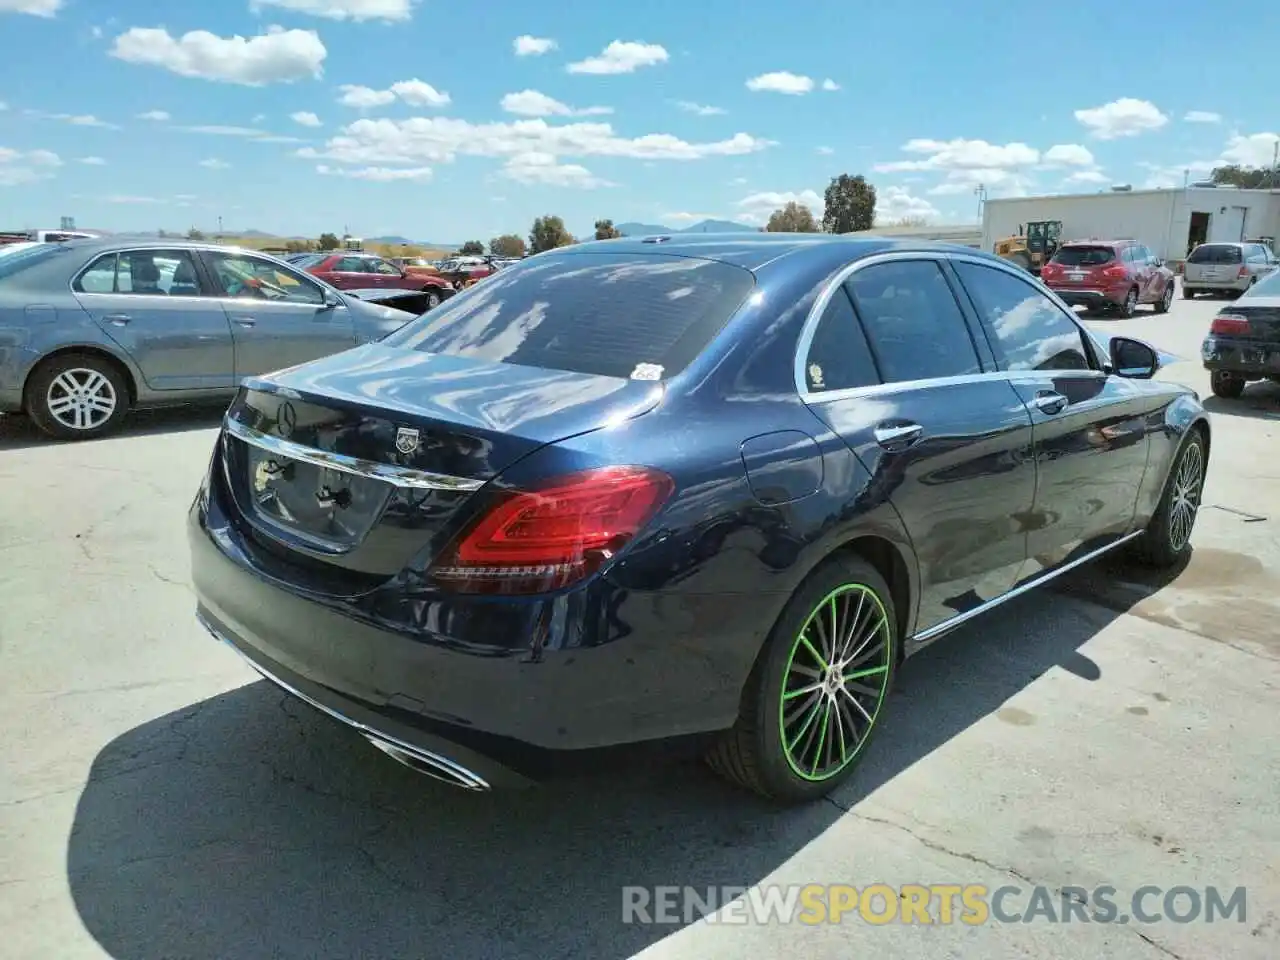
[794,249,1101,401]
[223,415,486,492]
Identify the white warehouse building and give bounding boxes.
[981,186,1280,263]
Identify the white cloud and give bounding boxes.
[1074,98,1168,139]
[1183,110,1222,124]
[391,79,449,107]
[501,152,611,188]
[1042,143,1095,167]
[78,156,107,165]
[662,211,722,223]
[676,101,725,116]
[199,158,231,169]
[137,109,170,121]
[500,90,611,118]
[567,41,668,75]
[746,71,813,95]
[0,0,62,16]
[26,109,120,129]
[1138,160,1215,189]
[179,124,303,144]
[0,146,61,186]
[291,110,322,127]
[1066,169,1109,185]
[110,25,327,86]
[1219,132,1280,168]
[338,79,449,108]
[301,117,775,171]
[249,0,413,21]
[514,35,555,56]
[821,78,839,91]
[816,146,834,155]
[875,138,1047,197]
[875,185,941,224]
[316,163,432,181]
[103,194,164,203]
[736,189,822,225]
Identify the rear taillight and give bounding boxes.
[1041,263,1061,277]
[429,466,675,594]
[1210,313,1250,335]
[1237,265,1249,278]
[1102,265,1127,280]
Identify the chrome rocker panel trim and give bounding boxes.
[223,416,486,492]
[198,611,491,791]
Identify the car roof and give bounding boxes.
[555,233,998,272]
[51,235,288,258]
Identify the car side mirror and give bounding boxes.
[322,289,342,308]
[1110,336,1159,379]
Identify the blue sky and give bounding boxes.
[2,0,1278,243]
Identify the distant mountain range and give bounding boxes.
[614,219,756,237]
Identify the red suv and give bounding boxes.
[1040,239,1176,316]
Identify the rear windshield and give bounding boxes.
[381,252,756,380]
[1188,244,1242,264]
[1051,246,1114,266]
[0,242,69,281]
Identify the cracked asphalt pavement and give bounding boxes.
[1,290,1277,959]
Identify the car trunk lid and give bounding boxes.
[218,342,663,577]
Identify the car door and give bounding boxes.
[71,247,236,392]
[800,255,1037,633]
[950,258,1156,581]
[318,255,371,290]
[367,256,414,289]
[199,250,358,379]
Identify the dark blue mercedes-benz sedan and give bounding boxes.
[189,234,1211,803]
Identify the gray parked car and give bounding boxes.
[1182,241,1279,298]
[0,237,416,440]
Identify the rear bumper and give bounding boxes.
[1184,276,1249,291]
[1201,336,1280,377]
[1047,286,1126,308]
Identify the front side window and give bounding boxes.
[844,259,982,383]
[953,261,1092,373]
[382,252,755,380]
[371,258,401,276]
[205,251,325,305]
[804,287,880,392]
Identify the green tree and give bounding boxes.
[529,215,574,254]
[186,227,205,241]
[458,240,485,255]
[594,218,622,240]
[317,232,340,250]
[766,201,819,233]
[822,174,877,233]
[1211,164,1278,189]
[490,234,527,257]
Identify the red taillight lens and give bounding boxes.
[1237,265,1249,278]
[1102,265,1128,279]
[430,466,675,594]
[1041,263,1061,277]
[1210,313,1250,335]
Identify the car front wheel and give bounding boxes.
[705,555,897,803]
[25,353,130,441]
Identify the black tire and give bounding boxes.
[423,289,442,309]
[1131,431,1207,568]
[1154,282,1173,314]
[1117,286,1139,318]
[705,555,898,804]
[1181,284,1194,299]
[1210,370,1245,399]
[25,353,130,441]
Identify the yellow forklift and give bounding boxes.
[993,220,1062,275]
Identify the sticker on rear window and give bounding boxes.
[631,363,664,381]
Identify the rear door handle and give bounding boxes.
[231,316,256,328]
[873,422,923,451]
[103,313,131,325]
[1033,391,1068,415]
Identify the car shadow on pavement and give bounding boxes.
[0,404,227,451]
[1202,382,1280,421]
[65,583,1166,960]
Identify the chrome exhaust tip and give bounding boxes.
[364,735,490,791]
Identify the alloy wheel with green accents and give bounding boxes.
[779,583,893,782]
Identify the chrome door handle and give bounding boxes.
[1033,391,1068,415]
[231,317,256,328]
[103,313,131,325]
[873,422,923,450]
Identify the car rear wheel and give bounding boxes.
[1154,282,1174,313]
[1132,431,1206,568]
[1210,370,1246,399]
[1181,284,1194,299]
[25,353,130,441]
[1118,286,1139,318]
[705,555,897,803]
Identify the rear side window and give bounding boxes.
[804,287,879,392]
[1188,244,1243,264]
[383,253,756,380]
[1052,246,1115,266]
[844,259,982,383]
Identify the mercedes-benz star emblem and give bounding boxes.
[277,401,296,439]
